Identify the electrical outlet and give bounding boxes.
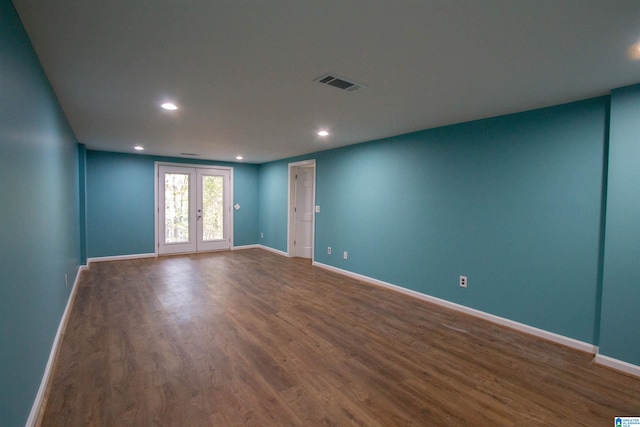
[315,205,320,213]
[260,232,264,238]
[327,247,332,255]
[459,276,468,288]
[343,251,348,260]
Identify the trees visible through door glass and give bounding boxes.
[165,173,190,243]
[202,175,223,241]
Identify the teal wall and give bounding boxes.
[258,161,290,251]
[599,84,640,365]
[78,143,88,264]
[86,150,259,258]
[260,98,609,345]
[0,1,81,426]
[86,151,155,257]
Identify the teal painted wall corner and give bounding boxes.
[78,143,88,264]
[258,161,290,252]
[599,83,640,365]
[86,151,156,257]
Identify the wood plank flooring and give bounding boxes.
[39,249,639,426]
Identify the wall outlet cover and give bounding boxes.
[459,276,468,288]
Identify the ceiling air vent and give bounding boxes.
[314,73,364,92]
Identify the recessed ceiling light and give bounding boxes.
[236,156,244,160]
[318,130,329,137]
[134,145,144,151]
[630,42,640,60]
[161,102,178,110]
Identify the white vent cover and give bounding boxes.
[314,73,364,92]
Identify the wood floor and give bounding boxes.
[39,249,639,426]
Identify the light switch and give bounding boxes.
[315,205,320,213]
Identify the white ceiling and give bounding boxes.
[12,0,640,164]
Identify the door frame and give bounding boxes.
[287,159,316,259]
[154,161,234,255]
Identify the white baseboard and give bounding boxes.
[594,354,640,378]
[257,244,289,257]
[312,261,598,355]
[26,265,87,427]
[87,253,157,264]
[232,244,260,251]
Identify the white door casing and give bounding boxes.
[157,164,232,255]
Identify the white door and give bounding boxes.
[158,165,231,254]
[195,168,230,251]
[294,166,314,258]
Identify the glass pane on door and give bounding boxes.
[202,175,224,241]
[164,173,190,243]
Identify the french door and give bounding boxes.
[158,165,231,254]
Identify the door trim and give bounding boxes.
[154,162,234,255]
[287,159,316,259]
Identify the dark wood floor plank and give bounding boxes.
[38,249,640,426]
